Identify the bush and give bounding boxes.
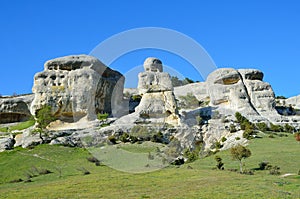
[270,123,284,132]
[258,161,269,170]
[108,135,117,144]
[183,148,198,163]
[120,133,130,143]
[97,113,109,121]
[215,156,224,170]
[230,124,237,133]
[151,132,164,143]
[221,137,227,142]
[178,92,200,109]
[284,124,295,133]
[268,165,281,175]
[131,95,142,102]
[215,141,223,149]
[256,122,268,132]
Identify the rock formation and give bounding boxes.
[30,55,125,121]
[238,69,276,115]
[135,57,179,125]
[0,94,34,123]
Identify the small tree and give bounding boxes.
[35,105,56,143]
[230,145,251,173]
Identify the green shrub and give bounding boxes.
[221,137,227,142]
[215,156,224,170]
[130,125,154,141]
[120,133,130,143]
[151,132,164,143]
[256,122,268,132]
[270,123,284,132]
[108,135,117,144]
[230,124,237,133]
[178,92,200,109]
[268,165,281,175]
[183,148,198,163]
[215,141,223,149]
[131,95,142,102]
[284,124,295,133]
[235,137,241,140]
[258,161,269,170]
[97,113,109,121]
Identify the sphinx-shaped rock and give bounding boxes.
[31,55,124,121]
[135,57,179,125]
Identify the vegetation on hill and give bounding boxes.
[0,133,299,198]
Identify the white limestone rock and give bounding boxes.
[238,69,276,114]
[138,72,173,94]
[135,58,179,126]
[143,57,163,72]
[206,68,257,114]
[30,55,125,121]
[0,94,34,123]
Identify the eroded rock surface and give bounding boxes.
[30,55,124,121]
[135,57,179,125]
[0,94,34,123]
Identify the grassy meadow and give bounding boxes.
[0,133,299,198]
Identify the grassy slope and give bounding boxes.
[0,135,299,199]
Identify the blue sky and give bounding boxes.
[0,0,300,97]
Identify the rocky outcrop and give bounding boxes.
[30,55,125,121]
[135,58,179,125]
[0,94,34,123]
[238,69,276,115]
[286,95,300,109]
[206,68,258,115]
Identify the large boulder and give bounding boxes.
[30,55,125,121]
[0,94,34,123]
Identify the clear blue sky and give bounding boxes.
[0,0,299,97]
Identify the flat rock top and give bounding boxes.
[44,54,123,78]
[45,54,102,70]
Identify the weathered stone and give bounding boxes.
[238,69,276,114]
[0,136,15,152]
[238,69,264,81]
[206,68,256,113]
[30,55,124,121]
[0,94,34,123]
[134,58,179,125]
[143,57,163,72]
[138,72,173,94]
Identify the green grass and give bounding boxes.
[0,135,299,198]
[9,120,35,131]
[0,120,35,133]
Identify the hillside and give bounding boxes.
[0,133,299,198]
